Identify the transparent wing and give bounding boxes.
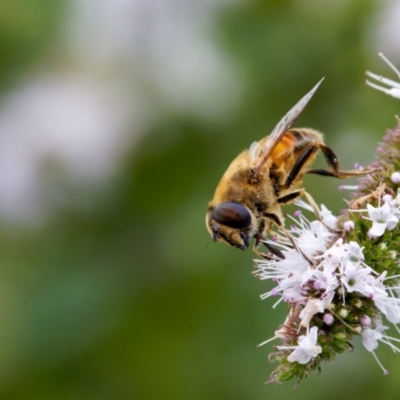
[248,141,262,159]
[251,78,324,178]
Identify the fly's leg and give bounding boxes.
[253,232,285,260]
[258,211,314,265]
[306,143,376,178]
[283,143,319,188]
[279,140,375,187]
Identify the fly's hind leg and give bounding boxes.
[281,140,375,190]
[306,143,376,178]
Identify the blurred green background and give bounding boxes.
[0,0,399,399]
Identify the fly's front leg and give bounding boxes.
[252,232,269,259]
[251,212,289,259]
[253,233,285,260]
[261,210,314,265]
[252,216,286,259]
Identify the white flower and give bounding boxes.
[290,201,335,251]
[255,192,400,379]
[255,243,312,285]
[312,268,339,294]
[361,319,400,375]
[340,260,373,296]
[256,244,313,304]
[322,239,365,284]
[277,326,322,364]
[361,323,387,352]
[281,285,308,304]
[347,241,365,264]
[366,202,399,238]
[366,53,400,100]
[320,204,338,229]
[299,298,325,327]
[294,220,331,258]
[318,238,349,272]
[368,272,400,324]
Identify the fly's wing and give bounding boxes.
[251,78,324,178]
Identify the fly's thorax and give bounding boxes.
[210,154,259,207]
[268,129,322,168]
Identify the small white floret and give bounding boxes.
[278,326,322,364]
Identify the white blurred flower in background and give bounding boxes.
[0,74,134,221]
[0,0,241,223]
[374,0,400,55]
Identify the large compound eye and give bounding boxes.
[211,202,251,229]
